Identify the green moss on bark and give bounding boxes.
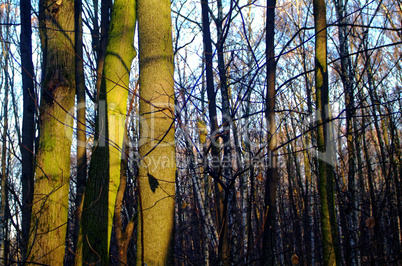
[28,0,75,264]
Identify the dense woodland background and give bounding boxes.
[0,0,401,264]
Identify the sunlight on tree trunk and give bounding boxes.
[28,0,75,263]
[136,0,176,264]
[78,0,136,263]
[105,0,136,251]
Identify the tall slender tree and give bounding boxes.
[20,0,35,260]
[313,0,340,263]
[333,0,358,263]
[215,1,233,263]
[200,0,221,262]
[73,0,87,256]
[262,0,278,264]
[1,26,10,262]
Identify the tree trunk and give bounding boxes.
[20,0,36,260]
[262,0,278,264]
[288,123,304,265]
[79,0,136,263]
[1,37,10,263]
[313,0,340,263]
[75,2,110,261]
[303,128,314,265]
[333,0,359,263]
[200,0,221,263]
[28,0,75,263]
[114,127,135,266]
[215,0,232,263]
[79,98,109,264]
[95,0,111,98]
[363,31,387,262]
[387,108,402,259]
[73,0,87,257]
[105,0,136,251]
[136,0,176,264]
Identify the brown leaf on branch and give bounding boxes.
[365,216,375,229]
[291,253,299,265]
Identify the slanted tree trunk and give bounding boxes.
[79,99,109,264]
[105,0,136,249]
[136,0,176,264]
[262,0,278,264]
[20,0,36,260]
[79,0,136,263]
[28,0,75,263]
[74,2,110,264]
[114,127,135,266]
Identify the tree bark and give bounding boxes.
[79,0,136,263]
[262,0,278,264]
[79,98,109,264]
[136,0,176,264]
[28,0,75,263]
[114,127,135,266]
[215,0,232,263]
[313,0,340,263]
[73,0,87,257]
[200,0,221,263]
[1,35,10,263]
[105,0,136,251]
[333,0,359,263]
[20,0,36,260]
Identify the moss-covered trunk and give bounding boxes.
[28,0,75,264]
[105,0,136,251]
[136,0,176,264]
[78,0,136,263]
